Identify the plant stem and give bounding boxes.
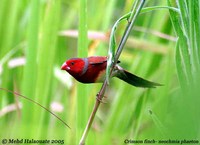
[114,0,145,63]
[79,0,146,144]
[79,81,107,145]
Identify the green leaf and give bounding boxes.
[149,110,168,136]
[175,38,188,90]
[106,5,180,84]
[168,0,193,85]
[106,12,131,84]
[77,0,88,143]
[141,6,180,14]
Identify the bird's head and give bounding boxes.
[61,58,85,76]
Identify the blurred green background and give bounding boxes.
[0,0,200,145]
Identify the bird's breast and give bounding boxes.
[75,61,106,83]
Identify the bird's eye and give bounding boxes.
[71,62,75,65]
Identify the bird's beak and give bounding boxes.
[61,62,70,70]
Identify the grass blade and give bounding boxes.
[77,0,88,143]
[22,0,39,126]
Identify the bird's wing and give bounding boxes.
[89,60,107,65]
[88,56,107,65]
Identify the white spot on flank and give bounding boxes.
[95,70,106,82]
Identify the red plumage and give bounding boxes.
[61,56,161,88]
[61,56,107,83]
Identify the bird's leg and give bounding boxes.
[96,93,107,104]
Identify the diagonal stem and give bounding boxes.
[79,0,146,144]
[79,81,107,145]
[114,0,145,64]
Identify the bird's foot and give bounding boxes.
[96,93,107,104]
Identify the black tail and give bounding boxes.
[116,69,162,88]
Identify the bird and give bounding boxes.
[61,56,161,88]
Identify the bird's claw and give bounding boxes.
[96,93,107,104]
